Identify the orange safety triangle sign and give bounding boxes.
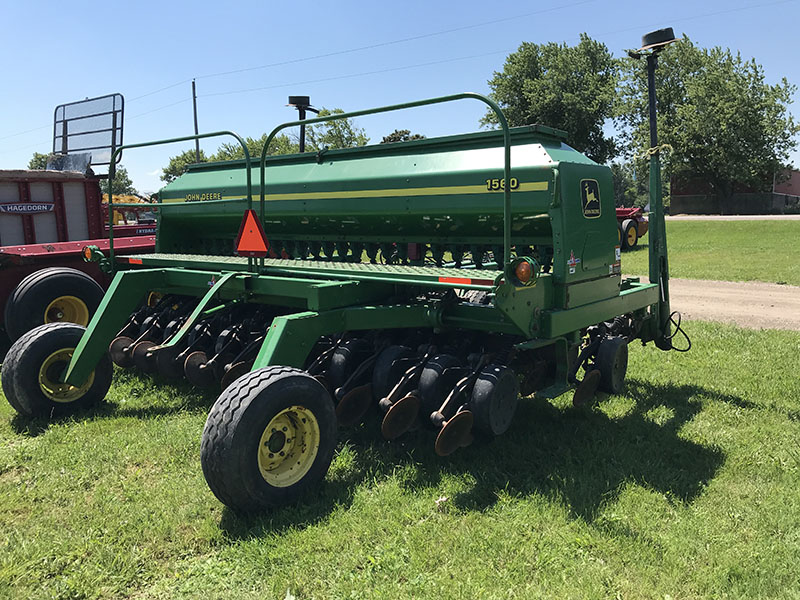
[235,209,270,257]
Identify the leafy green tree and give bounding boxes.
[304,109,369,151]
[212,134,299,161]
[110,166,137,195]
[28,152,49,170]
[29,151,137,194]
[617,37,799,208]
[380,129,426,144]
[161,135,299,183]
[161,149,208,183]
[611,161,649,208]
[160,109,367,183]
[483,34,619,163]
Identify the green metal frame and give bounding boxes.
[64,259,659,386]
[60,92,672,391]
[257,93,514,269]
[106,131,252,265]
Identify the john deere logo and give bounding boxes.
[580,180,601,218]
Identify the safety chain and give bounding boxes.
[639,143,673,159]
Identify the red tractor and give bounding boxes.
[616,206,649,250]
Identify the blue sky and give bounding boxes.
[1,0,798,193]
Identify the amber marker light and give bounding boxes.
[515,260,533,284]
[507,256,538,287]
[82,245,100,262]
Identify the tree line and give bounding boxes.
[28,35,797,208]
[160,111,424,184]
[484,34,798,208]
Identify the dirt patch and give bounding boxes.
[641,277,800,331]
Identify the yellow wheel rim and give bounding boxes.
[44,296,90,326]
[38,348,95,403]
[627,226,637,246]
[257,406,320,488]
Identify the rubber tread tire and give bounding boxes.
[621,219,638,249]
[596,336,628,395]
[4,267,104,341]
[200,366,337,512]
[1,327,32,414]
[470,364,520,436]
[1,322,113,418]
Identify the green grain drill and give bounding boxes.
[2,94,679,512]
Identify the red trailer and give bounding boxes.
[0,169,154,341]
[616,206,649,250]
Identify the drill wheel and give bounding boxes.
[220,361,251,390]
[381,393,420,440]
[184,351,215,387]
[132,341,158,373]
[109,336,134,368]
[572,369,601,408]
[434,410,474,457]
[155,345,184,379]
[336,383,373,427]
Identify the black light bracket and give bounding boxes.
[288,95,320,153]
[628,27,678,59]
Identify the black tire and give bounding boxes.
[596,336,628,395]
[4,267,104,341]
[621,218,638,249]
[470,364,520,436]
[201,366,337,512]
[327,338,371,391]
[371,345,414,401]
[418,354,463,419]
[1,322,112,418]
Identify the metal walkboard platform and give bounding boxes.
[121,253,503,290]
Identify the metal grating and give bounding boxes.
[53,94,124,170]
[126,253,502,282]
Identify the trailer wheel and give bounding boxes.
[201,366,337,511]
[470,364,520,436]
[596,336,628,395]
[5,267,104,341]
[622,219,638,249]
[1,323,112,418]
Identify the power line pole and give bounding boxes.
[192,79,201,162]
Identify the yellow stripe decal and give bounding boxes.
[162,181,548,203]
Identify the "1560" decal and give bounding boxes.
[485,177,519,191]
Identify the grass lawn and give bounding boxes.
[1,321,799,599]
[622,219,800,285]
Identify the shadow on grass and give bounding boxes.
[218,378,733,538]
[9,370,219,437]
[623,242,649,255]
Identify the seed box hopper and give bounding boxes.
[2,94,679,512]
